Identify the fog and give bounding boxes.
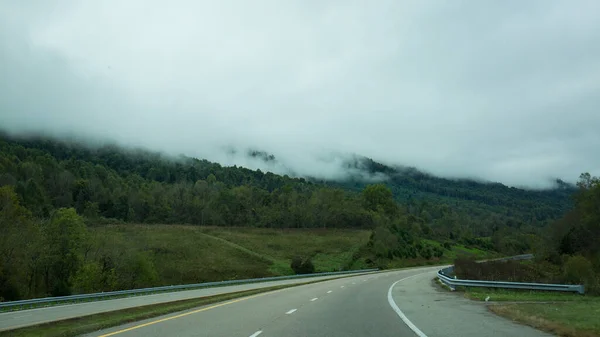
[1,1,599,188]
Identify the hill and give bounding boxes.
[0,132,577,300]
[0,132,574,230]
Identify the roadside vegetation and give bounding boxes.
[489,300,600,337]
[448,171,600,336]
[453,173,600,295]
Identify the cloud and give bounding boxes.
[1,0,599,188]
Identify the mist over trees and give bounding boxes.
[0,133,587,300]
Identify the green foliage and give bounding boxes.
[44,208,88,296]
[72,262,116,293]
[562,255,594,285]
[291,256,315,274]
[362,184,397,216]
[538,173,600,294]
[0,186,35,300]
[119,252,159,290]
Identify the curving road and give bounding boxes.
[83,266,552,337]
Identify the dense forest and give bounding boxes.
[0,132,582,300]
[536,173,600,293]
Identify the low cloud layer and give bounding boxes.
[1,1,599,188]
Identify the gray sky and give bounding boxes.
[1,0,599,188]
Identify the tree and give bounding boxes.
[362,184,397,216]
[0,186,36,300]
[44,208,88,296]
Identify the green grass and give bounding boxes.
[92,225,371,285]
[490,300,600,337]
[0,284,300,337]
[92,225,275,285]
[198,227,371,274]
[422,239,497,261]
[462,287,591,302]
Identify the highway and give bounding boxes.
[83,266,552,337]
[0,272,375,332]
[2,266,553,337]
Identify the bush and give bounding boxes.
[454,257,555,283]
[433,246,444,258]
[290,256,315,274]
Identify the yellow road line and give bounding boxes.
[98,290,282,337]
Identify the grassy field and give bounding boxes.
[198,227,372,274]
[90,225,496,290]
[91,225,371,285]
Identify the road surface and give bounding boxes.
[84,266,552,337]
[0,272,375,332]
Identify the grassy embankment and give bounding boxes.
[446,258,600,337]
[92,225,496,285]
[91,224,372,285]
[462,288,600,337]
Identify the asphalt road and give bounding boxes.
[85,266,553,337]
[0,272,375,332]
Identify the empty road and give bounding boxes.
[0,272,376,332]
[84,266,551,337]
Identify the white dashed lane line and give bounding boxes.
[310,298,318,302]
[286,309,297,315]
[249,331,262,337]
[327,290,332,293]
[341,286,345,288]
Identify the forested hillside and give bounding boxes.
[536,173,600,293]
[331,156,574,226]
[0,133,574,230]
[0,132,579,300]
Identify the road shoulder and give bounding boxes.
[389,271,553,337]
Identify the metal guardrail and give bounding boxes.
[0,268,378,309]
[480,253,534,263]
[437,262,585,295]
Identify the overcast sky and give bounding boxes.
[1,1,599,188]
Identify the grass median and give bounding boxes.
[0,281,314,337]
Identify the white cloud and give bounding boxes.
[1,0,599,188]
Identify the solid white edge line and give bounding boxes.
[249,330,263,337]
[387,273,430,337]
[310,297,318,301]
[286,309,297,314]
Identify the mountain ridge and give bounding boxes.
[0,131,574,229]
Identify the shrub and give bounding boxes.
[290,256,315,274]
[563,255,594,284]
